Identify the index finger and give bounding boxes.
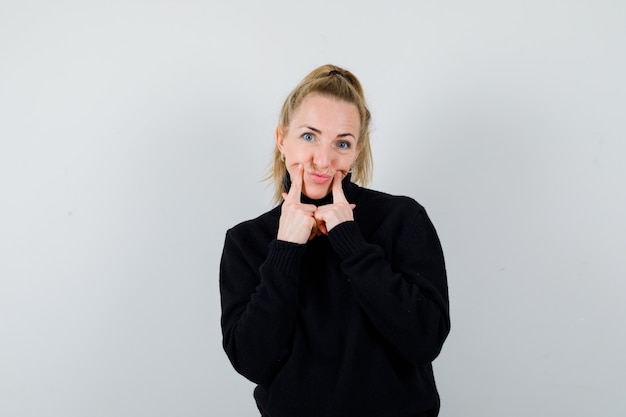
[331,171,348,203]
[286,164,304,202]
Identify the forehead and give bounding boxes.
[291,93,360,133]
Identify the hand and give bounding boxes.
[277,164,318,244]
[314,171,356,234]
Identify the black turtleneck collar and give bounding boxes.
[282,172,356,206]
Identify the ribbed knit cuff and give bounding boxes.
[266,239,307,275]
[328,221,369,259]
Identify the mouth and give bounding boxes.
[308,171,332,184]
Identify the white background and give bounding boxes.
[1,1,625,416]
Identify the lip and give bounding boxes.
[308,171,332,184]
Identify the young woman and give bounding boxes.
[220,64,450,417]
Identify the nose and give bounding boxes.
[313,144,331,170]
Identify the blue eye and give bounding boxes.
[337,141,351,150]
[301,133,314,141]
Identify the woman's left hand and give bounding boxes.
[314,171,356,234]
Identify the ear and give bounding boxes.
[275,126,286,152]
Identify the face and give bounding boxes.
[276,93,361,200]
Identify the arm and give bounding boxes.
[220,230,306,385]
[221,166,320,384]
[328,200,450,365]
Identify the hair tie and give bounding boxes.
[328,70,345,78]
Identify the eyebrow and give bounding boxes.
[301,126,356,139]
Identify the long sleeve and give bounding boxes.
[328,197,450,365]
[220,227,306,385]
[220,187,449,416]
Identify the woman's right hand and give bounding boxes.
[277,164,318,244]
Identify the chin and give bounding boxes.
[302,184,331,200]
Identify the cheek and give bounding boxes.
[336,153,357,170]
[283,145,308,165]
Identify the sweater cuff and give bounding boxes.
[328,221,369,259]
[266,239,307,275]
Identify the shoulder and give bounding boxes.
[349,185,444,257]
[348,183,426,216]
[348,184,437,241]
[225,205,281,243]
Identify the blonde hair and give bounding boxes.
[267,64,373,204]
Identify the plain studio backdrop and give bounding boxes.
[1,1,625,416]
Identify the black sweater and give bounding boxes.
[220,178,450,417]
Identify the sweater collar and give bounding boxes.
[282,172,356,206]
